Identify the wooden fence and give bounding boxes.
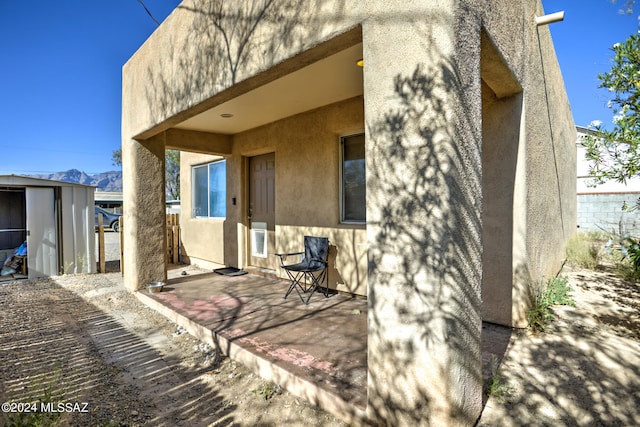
[97,213,181,274]
[166,213,180,265]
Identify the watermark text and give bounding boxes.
[1,401,89,413]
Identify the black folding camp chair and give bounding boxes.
[276,236,329,304]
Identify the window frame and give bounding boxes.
[192,159,226,219]
[339,132,366,224]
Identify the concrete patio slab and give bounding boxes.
[135,271,369,424]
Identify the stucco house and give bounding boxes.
[122,1,576,425]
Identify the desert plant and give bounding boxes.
[251,383,280,400]
[484,355,514,402]
[487,372,514,402]
[526,299,555,332]
[527,276,575,332]
[542,276,575,307]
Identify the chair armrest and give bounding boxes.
[275,252,304,258]
[275,251,304,266]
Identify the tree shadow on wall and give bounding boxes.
[144,0,349,122]
[136,1,486,424]
[366,59,483,424]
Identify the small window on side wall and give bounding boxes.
[192,160,226,218]
[341,133,366,223]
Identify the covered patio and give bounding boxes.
[136,268,511,425]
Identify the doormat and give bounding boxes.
[214,267,248,276]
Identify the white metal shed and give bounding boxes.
[0,175,96,279]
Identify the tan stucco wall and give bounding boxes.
[524,2,578,284]
[122,0,575,425]
[463,1,577,328]
[122,134,167,290]
[179,152,226,269]
[179,97,367,295]
[481,82,524,327]
[122,0,364,141]
[361,2,485,424]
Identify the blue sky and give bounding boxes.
[545,0,639,128]
[0,1,638,175]
[0,0,180,175]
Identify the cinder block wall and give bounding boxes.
[577,193,640,235]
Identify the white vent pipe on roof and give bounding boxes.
[535,11,565,26]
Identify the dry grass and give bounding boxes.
[566,233,603,269]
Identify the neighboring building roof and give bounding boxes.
[95,191,123,203]
[576,126,640,194]
[575,125,596,136]
[0,174,95,188]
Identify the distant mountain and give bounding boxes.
[32,169,122,192]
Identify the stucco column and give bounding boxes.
[122,134,167,291]
[363,1,482,425]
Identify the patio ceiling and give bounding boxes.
[173,43,364,135]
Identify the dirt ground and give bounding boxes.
[478,263,640,426]
[0,259,639,426]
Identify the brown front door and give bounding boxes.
[249,153,275,269]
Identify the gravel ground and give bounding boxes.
[0,269,347,427]
[1,255,638,426]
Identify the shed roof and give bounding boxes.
[0,175,95,188]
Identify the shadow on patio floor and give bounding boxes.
[137,269,512,423]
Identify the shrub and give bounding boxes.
[527,276,575,332]
[619,237,640,282]
[624,237,640,271]
[604,235,640,283]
